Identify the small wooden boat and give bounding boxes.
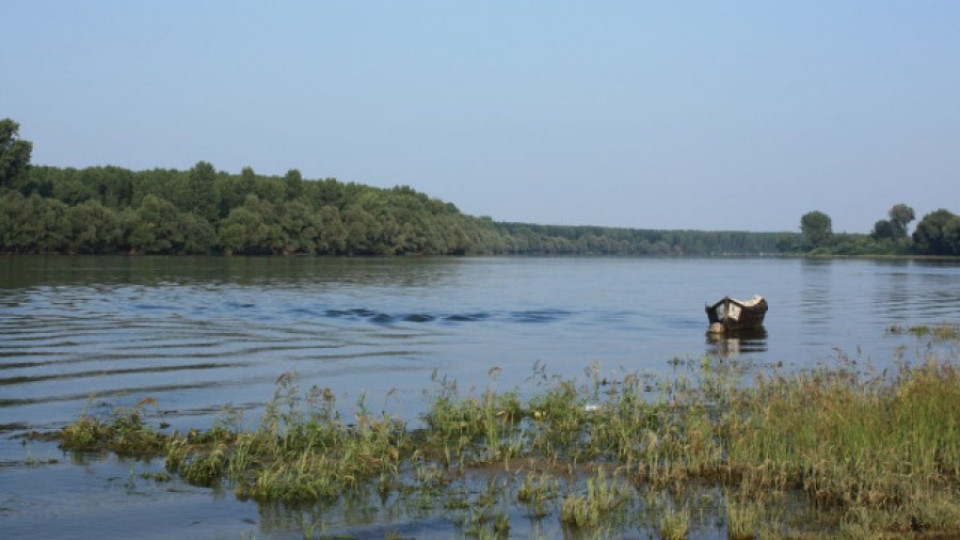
[706,295,768,331]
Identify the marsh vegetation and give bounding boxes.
[43,337,960,539]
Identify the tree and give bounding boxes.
[14,194,70,253]
[343,204,378,255]
[888,204,915,240]
[0,118,33,188]
[51,168,95,204]
[240,166,257,196]
[912,209,960,256]
[186,161,220,222]
[284,169,304,201]
[175,212,216,254]
[278,199,320,254]
[128,195,182,254]
[216,173,244,219]
[800,211,833,250]
[218,195,284,255]
[0,190,30,251]
[66,200,123,254]
[871,219,895,241]
[218,206,262,255]
[92,166,135,208]
[317,205,346,254]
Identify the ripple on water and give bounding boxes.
[2,256,960,539]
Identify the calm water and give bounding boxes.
[2,256,959,538]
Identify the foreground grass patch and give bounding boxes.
[46,354,960,538]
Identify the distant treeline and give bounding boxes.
[0,118,796,256]
[493,222,785,256]
[782,206,960,257]
[6,117,959,258]
[0,162,789,256]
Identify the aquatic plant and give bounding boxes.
[516,472,558,519]
[886,323,960,341]
[658,503,691,540]
[55,397,167,456]
[723,491,770,540]
[559,468,632,529]
[46,344,960,538]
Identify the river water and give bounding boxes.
[2,256,959,538]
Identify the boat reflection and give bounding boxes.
[706,326,768,357]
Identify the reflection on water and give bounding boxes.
[705,326,769,357]
[800,258,833,328]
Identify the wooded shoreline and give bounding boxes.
[3,119,959,258]
[2,163,788,257]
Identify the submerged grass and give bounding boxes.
[47,345,960,538]
[558,467,632,529]
[887,323,960,341]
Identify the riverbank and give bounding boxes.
[37,339,960,539]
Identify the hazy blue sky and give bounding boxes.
[5,1,958,232]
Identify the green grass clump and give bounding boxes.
[886,323,960,341]
[516,472,558,519]
[658,504,691,540]
[724,491,770,540]
[559,468,632,529]
[56,398,167,456]
[724,360,960,513]
[228,375,410,503]
[422,370,525,466]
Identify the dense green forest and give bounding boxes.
[0,119,790,256]
[2,118,958,257]
[0,163,787,256]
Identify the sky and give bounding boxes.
[4,1,958,233]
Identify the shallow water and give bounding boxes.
[2,255,959,538]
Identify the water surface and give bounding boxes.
[2,256,958,538]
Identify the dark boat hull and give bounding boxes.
[705,296,768,330]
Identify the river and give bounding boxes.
[1,256,959,538]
